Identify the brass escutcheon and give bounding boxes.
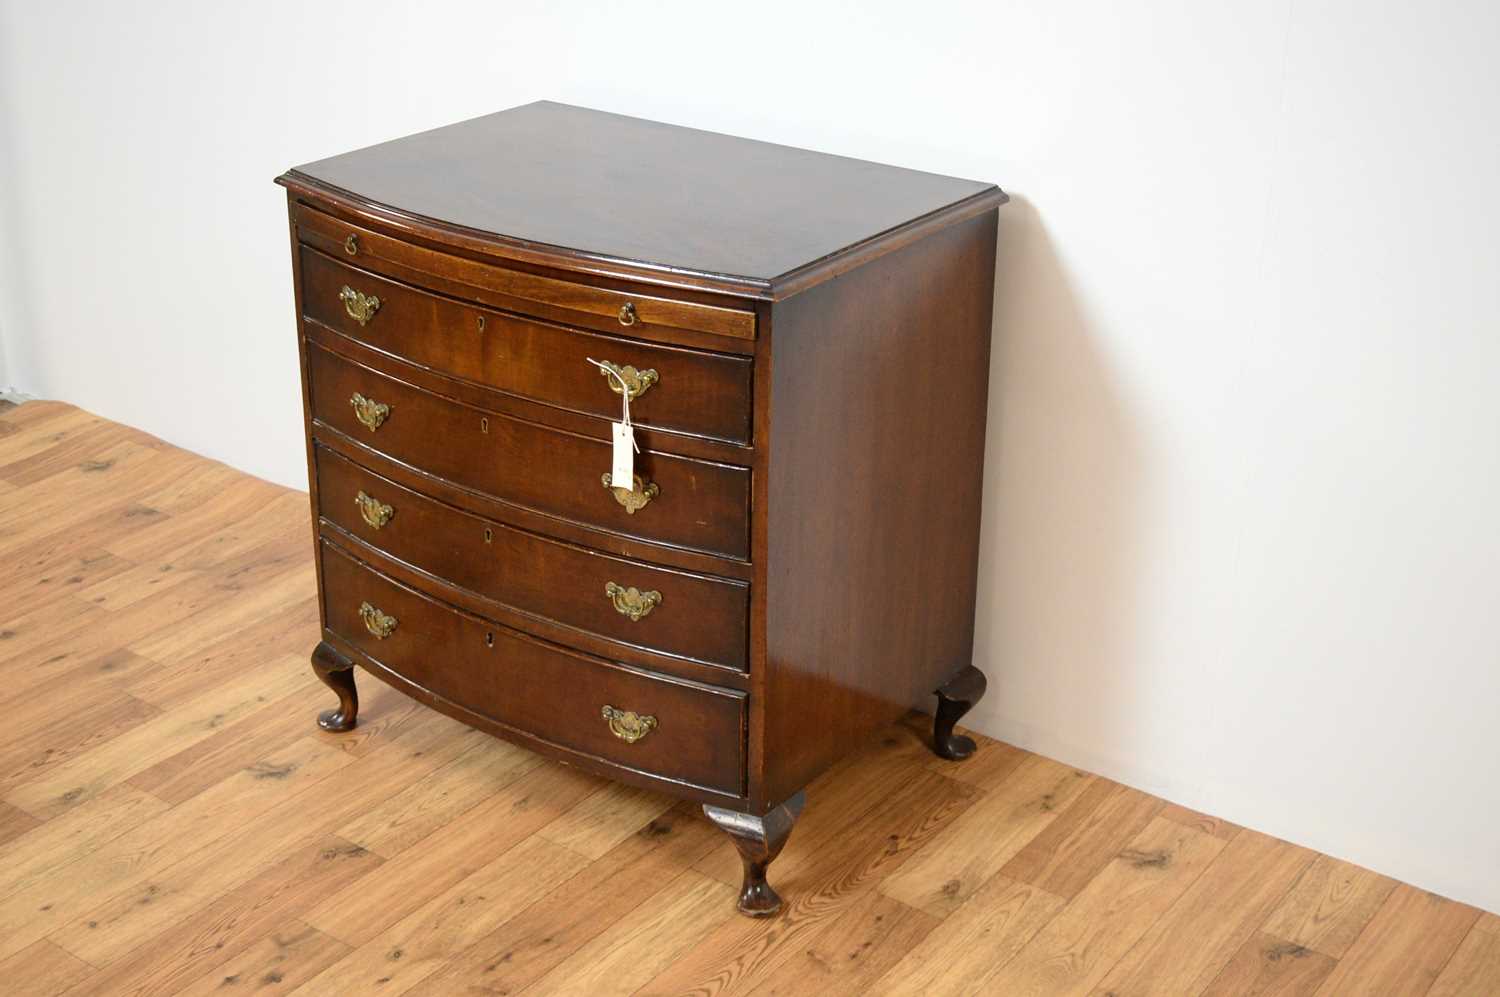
[601,472,659,514]
[358,601,397,639]
[340,285,381,326]
[601,705,657,743]
[604,582,661,622]
[597,361,658,401]
[617,302,638,326]
[354,490,393,529]
[350,393,390,431]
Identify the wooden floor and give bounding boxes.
[0,399,1496,997]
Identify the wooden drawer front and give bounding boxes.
[316,447,749,670]
[308,343,750,559]
[301,246,753,444]
[320,540,744,796]
[296,205,756,342]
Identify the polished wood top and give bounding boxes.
[279,101,1004,294]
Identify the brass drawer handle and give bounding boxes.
[340,285,381,326]
[344,233,359,255]
[602,705,657,743]
[354,490,394,529]
[350,393,390,431]
[597,361,657,401]
[617,302,638,327]
[358,601,397,639]
[605,582,661,622]
[601,472,659,514]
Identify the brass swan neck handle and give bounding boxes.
[604,582,661,622]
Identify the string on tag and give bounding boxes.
[586,358,640,453]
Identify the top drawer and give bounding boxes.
[295,205,756,344]
[300,246,753,445]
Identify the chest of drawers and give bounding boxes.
[277,101,1005,916]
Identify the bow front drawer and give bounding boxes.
[315,446,749,671]
[319,539,745,797]
[295,204,756,344]
[307,342,751,559]
[300,247,754,445]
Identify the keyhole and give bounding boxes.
[480,417,489,434]
[484,631,494,648]
[477,314,486,332]
[483,527,493,544]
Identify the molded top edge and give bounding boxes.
[278,102,1006,300]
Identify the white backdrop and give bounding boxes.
[2,1,1498,912]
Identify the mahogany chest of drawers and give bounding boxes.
[276,101,1005,915]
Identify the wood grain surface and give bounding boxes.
[280,100,1003,293]
[0,398,1491,995]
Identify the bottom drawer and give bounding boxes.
[319,539,744,796]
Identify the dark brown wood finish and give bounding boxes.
[287,201,329,633]
[309,639,357,732]
[284,101,1003,295]
[934,664,989,760]
[311,422,751,582]
[299,245,754,444]
[305,320,749,468]
[319,539,745,799]
[758,210,999,807]
[295,203,759,345]
[314,446,749,671]
[305,343,752,559]
[702,791,807,916]
[278,101,1004,915]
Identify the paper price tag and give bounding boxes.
[611,420,635,488]
[590,356,641,492]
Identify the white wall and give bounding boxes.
[0,61,15,395]
[3,1,1498,912]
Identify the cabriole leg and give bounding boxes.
[703,790,807,917]
[932,664,987,760]
[311,640,359,732]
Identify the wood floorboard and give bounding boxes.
[0,938,96,997]
[998,777,1165,901]
[0,400,1492,996]
[0,800,43,849]
[170,919,351,996]
[1092,829,1317,995]
[1201,931,1339,996]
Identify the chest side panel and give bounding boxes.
[758,209,999,807]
